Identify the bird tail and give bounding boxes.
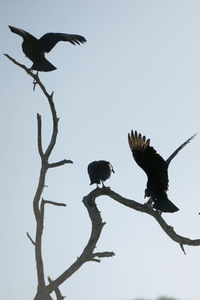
[166,134,196,166]
[153,197,179,213]
[31,58,56,72]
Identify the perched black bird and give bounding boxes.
[88,160,115,187]
[9,25,87,72]
[128,130,195,213]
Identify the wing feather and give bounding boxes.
[39,33,87,52]
[166,134,196,166]
[9,25,37,42]
[128,130,168,190]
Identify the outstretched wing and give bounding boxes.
[39,32,87,53]
[9,25,37,42]
[128,130,168,190]
[166,134,196,166]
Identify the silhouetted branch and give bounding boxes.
[5,54,73,300]
[86,187,200,251]
[90,251,115,262]
[42,199,67,208]
[92,251,115,258]
[180,243,186,255]
[4,53,36,77]
[48,277,66,300]
[4,54,60,160]
[4,54,51,98]
[37,113,43,158]
[90,258,101,263]
[49,159,73,168]
[27,232,36,246]
[41,188,114,295]
[44,91,59,159]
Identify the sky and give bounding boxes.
[1,1,200,299]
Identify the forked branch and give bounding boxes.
[5,54,73,300]
[43,189,115,296]
[6,54,200,300]
[48,277,65,300]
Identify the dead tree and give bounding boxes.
[5,53,200,300]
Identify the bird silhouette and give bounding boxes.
[128,130,195,213]
[88,160,115,188]
[9,25,87,72]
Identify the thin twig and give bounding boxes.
[89,251,115,263]
[92,251,115,258]
[4,54,51,98]
[180,243,186,255]
[49,159,73,168]
[43,200,67,207]
[37,113,43,158]
[27,232,36,246]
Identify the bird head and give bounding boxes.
[109,163,115,173]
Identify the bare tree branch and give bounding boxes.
[4,54,51,99]
[5,54,73,300]
[42,199,67,207]
[33,165,48,292]
[43,91,59,160]
[4,53,36,77]
[48,159,73,168]
[27,232,36,246]
[92,251,115,259]
[90,258,101,263]
[89,251,115,263]
[86,187,200,248]
[44,186,200,295]
[43,188,113,295]
[180,243,186,255]
[37,113,43,158]
[48,277,66,300]
[4,54,60,160]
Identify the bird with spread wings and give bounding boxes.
[128,130,195,213]
[9,25,87,72]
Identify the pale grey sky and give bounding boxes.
[1,1,200,299]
